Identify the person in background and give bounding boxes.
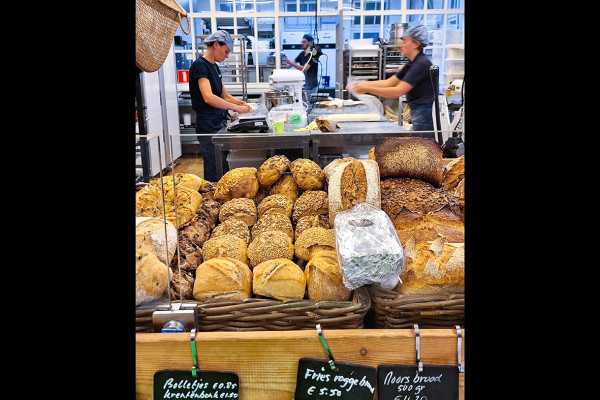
[346,25,435,138]
[287,34,318,101]
[189,30,251,182]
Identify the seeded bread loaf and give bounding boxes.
[251,212,294,242]
[214,167,259,203]
[257,194,294,219]
[193,257,252,301]
[257,155,291,187]
[291,190,329,223]
[326,158,380,223]
[219,197,258,227]
[369,137,443,187]
[289,158,325,190]
[294,227,336,261]
[269,174,300,203]
[252,258,306,300]
[201,234,249,265]
[247,230,294,267]
[210,218,251,245]
[294,214,330,241]
[136,183,203,228]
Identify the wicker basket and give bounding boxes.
[136,287,371,332]
[136,0,190,73]
[369,285,464,329]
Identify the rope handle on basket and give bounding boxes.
[156,0,191,35]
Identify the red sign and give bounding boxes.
[177,70,189,83]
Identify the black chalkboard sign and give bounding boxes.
[377,365,459,400]
[154,369,239,399]
[294,358,377,400]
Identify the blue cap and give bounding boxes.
[401,25,429,47]
[302,34,314,42]
[205,30,234,52]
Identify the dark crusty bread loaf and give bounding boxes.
[380,178,464,245]
[396,235,464,295]
[370,137,443,187]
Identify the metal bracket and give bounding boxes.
[152,302,197,333]
[414,324,423,373]
[456,325,465,373]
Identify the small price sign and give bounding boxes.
[154,370,239,399]
[294,358,377,400]
[377,365,459,400]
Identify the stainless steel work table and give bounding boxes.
[212,131,310,179]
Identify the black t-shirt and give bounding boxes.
[188,56,228,130]
[295,51,318,90]
[394,52,434,105]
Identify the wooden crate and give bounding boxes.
[136,328,465,399]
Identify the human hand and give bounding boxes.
[237,104,252,114]
[346,81,366,94]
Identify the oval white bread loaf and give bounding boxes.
[326,158,380,223]
[135,217,178,265]
[396,235,464,295]
[193,257,252,301]
[136,233,169,306]
[253,258,306,300]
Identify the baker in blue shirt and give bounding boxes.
[346,25,435,137]
[189,30,251,182]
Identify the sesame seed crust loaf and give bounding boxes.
[369,137,443,187]
[257,155,291,187]
[214,167,259,203]
[210,218,251,245]
[269,174,300,203]
[136,184,203,228]
[219,197,258,227]
[201,234,249,265]
[251,212,294,242]
[257,194,294,219]
[252,258,306,301]
[294,227,336,261]
[294,214,331,242]
[247,230,294,267]
[289,158,325,190]
[291,190,329,223]
[193,257,252,301]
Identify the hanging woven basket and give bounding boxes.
[136,0,190,73]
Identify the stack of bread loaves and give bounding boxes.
[369,137,465,295]
[189,157,351,303]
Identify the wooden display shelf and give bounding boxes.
[136,328,465,399]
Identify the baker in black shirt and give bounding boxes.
[346,25,435,137]
[188,30,251,182]
[287,34,319,101]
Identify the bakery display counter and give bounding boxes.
[136,328,465,400]
[212,131,311,179]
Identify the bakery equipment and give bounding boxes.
[267,69,308,131]
[227,102,269,132]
